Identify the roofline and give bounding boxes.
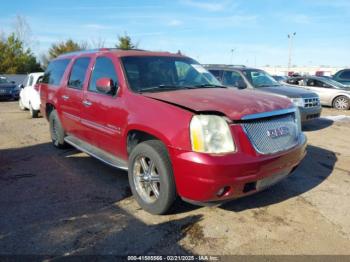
[56,48,186,59]
[203,64,247,68]
[57,48,148,58]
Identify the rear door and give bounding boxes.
[58,56,92,138]
[80,55,125,157]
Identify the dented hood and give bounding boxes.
[143,88,293,120]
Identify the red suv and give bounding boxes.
[40,49,307,214]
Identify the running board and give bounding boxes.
[64,135,128,170]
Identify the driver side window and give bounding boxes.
[89,57,118,95]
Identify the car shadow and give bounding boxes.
[302,118,333,132]
[220,145,336,212]
[0,142,200,255]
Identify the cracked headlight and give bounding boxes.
[190,115,235,154]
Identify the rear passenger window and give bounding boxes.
[88,57,118,94]
[42,59,71,86]
[68,57,91,89]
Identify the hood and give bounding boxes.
[143,88,292,120]
[258,85,318,98]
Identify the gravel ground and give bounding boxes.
[0,101,350,256]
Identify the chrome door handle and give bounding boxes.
[61,95,69,101]
[82,100,92,107]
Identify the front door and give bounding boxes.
[80,55,125,157]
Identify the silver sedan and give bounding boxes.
[286,76,350,110]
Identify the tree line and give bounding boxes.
[0,16,138,74]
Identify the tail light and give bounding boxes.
[34,84,40,92]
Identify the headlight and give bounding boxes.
[291,98,305,107]
[294,107,302,133]
[190,115,235,154]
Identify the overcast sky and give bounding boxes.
[1,0,349,67]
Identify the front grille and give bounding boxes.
[304,97,320,108]
[242,113,300,154]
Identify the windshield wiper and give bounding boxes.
[256,84,277,87]
[138,85,188,93]
[191,84,227,89]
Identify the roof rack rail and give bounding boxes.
[58,48,147,57]
[202,64,246,68]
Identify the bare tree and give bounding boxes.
[90,37,106,49]
[12,15,32,47]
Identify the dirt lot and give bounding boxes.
[0,101,350,256]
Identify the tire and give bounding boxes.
[333,96,350,110]
[49,110,67,148]
[128,140,177,215]
[29,103,39,118]
[19,98,26,111]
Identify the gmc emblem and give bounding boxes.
[267,126,290,138]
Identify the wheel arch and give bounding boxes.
[125,127,171,156]
[45,103,56,119]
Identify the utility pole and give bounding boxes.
[230,48,236,64]
[287,32,296,70]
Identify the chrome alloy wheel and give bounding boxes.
[133,156,160,203]
[334,97,349,110]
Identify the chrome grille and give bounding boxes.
[242,113,300,154]
[303,97,320,108]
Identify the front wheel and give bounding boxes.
[128,140,177,215]
[333,96,350,110]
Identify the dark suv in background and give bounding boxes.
[204,65,322,123]
[333,69,350,87]
[0,76,20,101]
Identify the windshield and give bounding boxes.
[121,56,223,92]
[243,69,280,88]
[0,77,10,84]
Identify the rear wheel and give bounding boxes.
[128,140,177,215]
[333,96,350,110]
[49,110,67,148]
[29,103,39,118]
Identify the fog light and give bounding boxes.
[216,186,230,197]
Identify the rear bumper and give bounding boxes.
[169,134,307,203]
[299,106,322,122]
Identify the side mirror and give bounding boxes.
[96,78,116,95]
[19,84,24,89]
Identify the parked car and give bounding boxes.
[286,76,350,110]
[204,65,321,123]
[40,49,307,215]
[272,75,288,83]
[333,69,350,87]
[19,72,44,118]
[0,76,20,100]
